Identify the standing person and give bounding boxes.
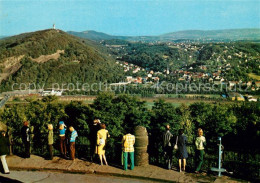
[90,119,101,162]
[195,128,206,174]
[21,121,31,158]
[69,126,78,161]
[163,124,173,170]
[177,129,188,172]
[47,124,54,160]
[0,131,10,174]
[59,121,67,158]
[122,131,135,170]
[96,123,110,166]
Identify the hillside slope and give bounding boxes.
[105,40,260,82]
[0,29,124,91]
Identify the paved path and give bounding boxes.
[4,155,244,183]
[0,170,157,183]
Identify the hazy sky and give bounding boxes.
[1,0,260,36]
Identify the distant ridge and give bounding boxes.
[161,28,260,40]
[67,30,132,42]
[67,30,116,41]
[68,28,260,42]
[0,36,7,40]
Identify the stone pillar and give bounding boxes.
[134,126,149,166]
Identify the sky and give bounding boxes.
[0,0,260,36]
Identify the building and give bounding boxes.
[228,92,245,101]
[229,81,238,87]
[126,76,133,83]
[110,82,128,86]
[41,90,62,96]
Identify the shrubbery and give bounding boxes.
[0,93,259,179]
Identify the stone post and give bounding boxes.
[134,126,149,166]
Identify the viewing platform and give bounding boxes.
[2,155,246,183]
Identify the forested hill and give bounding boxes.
[105,40,260,82]
[68,28,260,42]
[0,29,124,91]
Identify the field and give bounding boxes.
[248,73,260,80]
[5,94,236,109]
[139,97,234,109]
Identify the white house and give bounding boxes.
[41,90,62,96]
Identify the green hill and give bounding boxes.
[0,29,124,91]
[68,28,260,42]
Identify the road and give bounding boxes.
[0,170,160,183]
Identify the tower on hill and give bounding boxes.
[53,24,55,30]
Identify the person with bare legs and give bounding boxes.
[96,123,110,165]
[176,129,188,172]
[178,158,187,172]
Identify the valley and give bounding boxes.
[0,28,259,101]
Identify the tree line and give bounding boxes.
[0,93,259,180]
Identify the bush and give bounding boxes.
[0,93,259,180]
